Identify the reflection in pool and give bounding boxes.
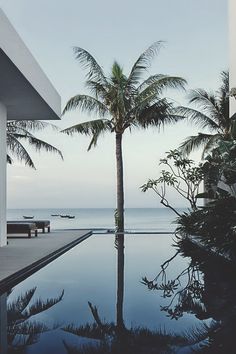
[1,234,233,353]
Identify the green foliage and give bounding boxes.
[205,139,236,188]
[141,149,204,213]
[178,71,230,157]
[62,43,186,147]
[176,195,236,260]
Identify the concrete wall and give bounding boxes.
[229,0,236,116]
[0,9,61,118]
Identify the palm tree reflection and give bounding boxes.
[0,287,64,353]
[115,233,125,331]
[62,235,200,354]
[3,235,234,353]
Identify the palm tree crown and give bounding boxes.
[62,42,186,232]
[178,71,230,156]
[62,42,186,146]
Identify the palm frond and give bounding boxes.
[179,133,215,156]
[8,120,60,132]
[138,75,186,98]
[135,99,183,129]
[188,89,221,121]
[17,135,63,160]
[85,80,108,100]
[7,134,36,169]
[63,95,109,117]
[126,41,163,87]
[87,130,103,151]
[131,91,162,116]
[61,119,112,137]
[73,47,107,84]
[7,124,34,137]
[174,106,220,131]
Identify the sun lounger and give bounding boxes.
[8,220,50,233]
[7,222,38,238]
[34,220,50,233]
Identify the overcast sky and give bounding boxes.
[0,0,228,208]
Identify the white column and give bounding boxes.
[229,0,236,116]
[0,102,7,247]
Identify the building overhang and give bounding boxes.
[0,9,61,120]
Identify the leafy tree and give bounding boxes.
[62,42,186,233]
[178,71,231,157]
[141,150,204,215]
[7,120,63,169]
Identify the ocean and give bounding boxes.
[7,207,185,232]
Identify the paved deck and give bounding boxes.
[0,229,92,293]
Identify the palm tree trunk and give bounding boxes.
[115,133,124,232]
[115,132,125,329]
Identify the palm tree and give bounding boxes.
[178,71,230,157]
[62,42,186,233]
[7,120,63,168]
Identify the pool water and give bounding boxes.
[5,234,209,353]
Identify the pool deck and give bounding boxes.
[0,229,92,293]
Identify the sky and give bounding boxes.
[0,0,228,208]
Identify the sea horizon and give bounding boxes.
[7,207,185,232]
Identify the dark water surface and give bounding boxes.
[3,233,208,353]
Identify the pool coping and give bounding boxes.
[0,230,92,294]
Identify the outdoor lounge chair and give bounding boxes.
[7,222,38,238]
[8,220,50,233]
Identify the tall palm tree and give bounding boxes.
[62,42,186,233]
[7,120,63,168]
[178,71,230,156]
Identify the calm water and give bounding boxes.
[5,233,210,354]
[4,208,235,352]
[7,207,184,232]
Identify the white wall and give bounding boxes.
[0,9,61,118]
[229,0,236,116]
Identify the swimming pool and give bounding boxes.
[4,234,210,353]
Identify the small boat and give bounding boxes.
[23,216,34,219]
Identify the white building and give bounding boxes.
[0,9,61,247]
